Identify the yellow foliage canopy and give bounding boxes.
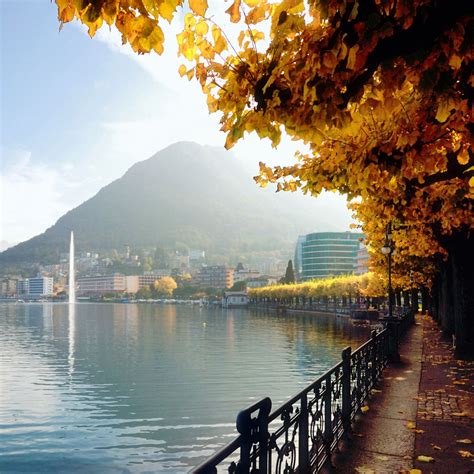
[248,273,386,300]
[54,1,473,289]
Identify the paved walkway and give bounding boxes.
[413,315,474,473]
[327,315,474,473]
[329,318,423,473]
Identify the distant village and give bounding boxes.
[1,231,368,302]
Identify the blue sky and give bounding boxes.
[0,0,353,248]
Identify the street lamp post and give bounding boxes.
[381,222,400,361]
[381,222,394,319]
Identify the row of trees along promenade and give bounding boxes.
[247,273,418,312]
[54,1,473,357]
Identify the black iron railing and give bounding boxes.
[194,326,396,473]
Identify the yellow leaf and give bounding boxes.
[435,99,453,123]
[361,405,369,413]
[178,64,187,77]
[226,0,241,23]
[243,0,259,6]
[409,470,422,474]
[189,0,208,17]
[158,0,176,22]
[195,20,208,36]
[456,439,472,444]
[448,54,462,69]
[186,68,194,80]
[459,450,473,458]
[417,455,434,462]
[347,45,359,70]
[184,13,196,29]
[406,421,416,429]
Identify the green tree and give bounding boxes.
[230,280,247,291]
[284,260,295,284]
[137,285,152,299]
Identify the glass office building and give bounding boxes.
[294,232,364,280]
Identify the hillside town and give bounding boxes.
[0,231,368,301]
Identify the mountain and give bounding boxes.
[0,142,347,266]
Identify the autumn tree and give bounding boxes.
[55,0,473,356]
[153,276,178,297]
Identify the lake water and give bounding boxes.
[0,303,369,473]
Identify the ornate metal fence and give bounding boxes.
[194,326,394,473]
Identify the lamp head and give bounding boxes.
[381,246,391,255]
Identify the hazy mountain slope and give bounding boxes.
[0,142,341,265]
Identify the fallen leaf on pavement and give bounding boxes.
[431,445,441,450]
[355,466,375,474]
[361,406,369,413]
[458,450,473,458]
[417,455,435,463]
[452,412,467,417]
[406,422,416,429]
[375,455,389,461]
[409,470,422,474]
[456,439,472,444]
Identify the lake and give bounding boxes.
[0,303,369,473]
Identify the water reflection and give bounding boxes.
[0,303,369,472]
[68,303,75,378]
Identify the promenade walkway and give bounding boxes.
[328,315,474,473]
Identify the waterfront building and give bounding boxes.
[222,291,249,308]
[195,265,234,289]
[137,273,170,289]
[0,278,19,296]
[21,276,54,298]
[17,279,29,295]
[355,244,369,275]
[295,231,364,280]
[77,274,126,295]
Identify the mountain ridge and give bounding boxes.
[0,142,345,266]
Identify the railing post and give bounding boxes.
[324,373,333,460]
[236,398,271,473]
[298,392,309,472]
[371,330,378,387]
[341,347,352,433]
[386,319,400,362]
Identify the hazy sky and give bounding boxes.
[0,0,353,248]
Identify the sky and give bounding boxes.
[0,0,354,250]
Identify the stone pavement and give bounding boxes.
[326,315,474,473]
[329,317,423,473]
[412,315,474,473]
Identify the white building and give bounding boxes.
[233,269,261,283]
[77,274,126,295]
[222,291,249,308]
[18,276,54,298]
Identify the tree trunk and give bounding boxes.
[402,290,410,307]
[421,287,429,314]
[395,290,402,307]
[439,262,454,335]
[411,289,419,313]
[449,232,474,359]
